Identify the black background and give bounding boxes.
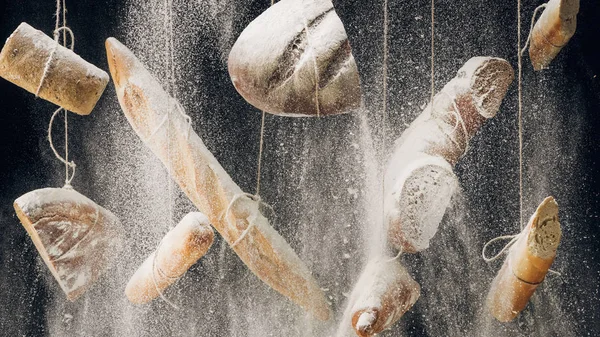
[0,0,599,336]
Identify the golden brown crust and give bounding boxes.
[529,0,579,70]
[125,213,215,304]
[486,197,561,322]
[0,22,109,115]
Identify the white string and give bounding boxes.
[151,238,181,310]
[481,233,520,262]
[521,4,548,56]
[221,193,275,248]
[48,107,76,187]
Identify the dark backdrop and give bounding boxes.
[0,0,599,336]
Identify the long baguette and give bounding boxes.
[105,37,330,320]
[0,23,109,115]
[486,197,561,322]
[385,57,514,252]
[125,212,214,304]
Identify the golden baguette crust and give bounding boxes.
[125,212,214,304]
[529,0,579,70]
[0,22,109,115]
[486,196,561,322]
[105,37,330,320]
[14,187,122,301]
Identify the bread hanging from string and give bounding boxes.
[0,23,109,115]
[342,257,420,337]
[486,197,561,322]
[106,37,330,320]
[228,0,361,117]
[385,57,514,253]
[14,187,123,301]
[529,0,579,70]
[125,212,214,304]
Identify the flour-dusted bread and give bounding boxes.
[14,187,123,301]
[228,0,361,117]
[529,0,579,70]
[346,257,420,337]
[106,37,330,320]
[486,197,561,322]
[0,23,109,115]
[125,212,214,304]
[385,57,514,253]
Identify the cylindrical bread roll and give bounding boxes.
[13,187,123,301]
[348,257,420,337]
[125,212,214,304]
[486,196,561,322]
[0,22,109,115]
[228,0,361,117]
[529,0,579,71]
[385,57,514,253]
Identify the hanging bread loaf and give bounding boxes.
[106,37,330,320]
[385,57,514,253]
[529,0,579,70]
[125,212,214,304]
[13,187,123,301]
[0,23,109,115]
[486,196,561,322]
[344,257,420,337]
[228,0,361,117]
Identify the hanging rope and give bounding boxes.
[255,0,276,197]
[430,0,435,104]
[43,0,76,188]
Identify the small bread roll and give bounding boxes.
[0,23,109,115]
[486,197,561,322]
[529,0,579,70]
[14,187,123,301]
[125,212,214,304]
[228,0,361,117]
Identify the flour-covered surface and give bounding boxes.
[125,211,214,304]
[228,0,361,116]
[0,0,599,336]
[0,22,108,115]
[384,57,514,253]
[13,187,122,301]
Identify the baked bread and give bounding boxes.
[228,0,361,117]
[0,23,109,115]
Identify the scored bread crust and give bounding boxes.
[228,0,361,116]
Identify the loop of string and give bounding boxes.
[48,107,76,187]
[482,233,520,262]
[221,193,275,248]
[42,0,76,188]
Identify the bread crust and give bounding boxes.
[0,23,109,115]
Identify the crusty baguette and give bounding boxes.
[228,0,361,117]
[486,197,561,322]
[385,57,514,253]
[125,212,214,304]
[105,37,330,320]
[0,23,109,115]
[13,187,122,301]
[529,0,579,70]
[346,257,420,337]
